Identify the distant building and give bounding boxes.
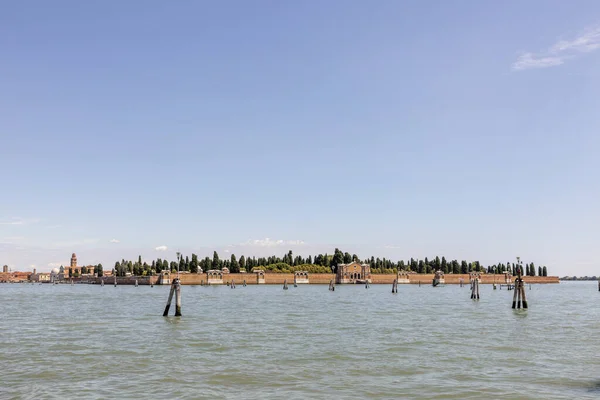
[60,253,96,278]
[2,265,8,273]
[336,262,371,284]
[30,273,51,283]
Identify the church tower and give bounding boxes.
[70,253,77,268]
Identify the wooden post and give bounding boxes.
[163,282,176,316]
[418,280,421,287]
[114,275,117,287]
[512,278,519,308]
[521,279,528,309]
[243,279,246,287]
[329,279,335,291]
[392,279,398,293]
[471,279,480,300]
[231,279,235,289]
[101,279,104,287]
[512,270,528,309]
[283,279,288,290]
[174,278,182,316]
[135,279,138,287]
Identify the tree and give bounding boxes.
[239,255,246,272]
[97,263,103,277]
[398,260,405,271]
[352,254,359,262]
[331,248,344,272]
[230,254,240,273]
[190,254,199,273]
[538,266,542,276]
[441,257,447,274]
[343,252,352,264]
[542,266,547,276]
[212,251,220,270]
[530,262,536,276]
[69,268,73,278]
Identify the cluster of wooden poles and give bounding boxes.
[161,273,534,317]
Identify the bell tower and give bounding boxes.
[70,253,77,268]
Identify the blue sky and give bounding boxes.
[1,1,599,275]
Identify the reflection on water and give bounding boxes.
[1,281,600,399]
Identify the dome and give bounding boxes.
[51,268,60,274]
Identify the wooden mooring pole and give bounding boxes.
[163,277,182,316]
[329,279,335,291]
[512,271,528,309]
[471,278,480,300]
[231,279,236,289]
[283,279,288,290]
[392,279,398,294]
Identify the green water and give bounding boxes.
[1,282,599,399]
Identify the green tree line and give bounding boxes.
[110,248,549,277]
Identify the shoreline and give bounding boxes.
[33,273,559,285]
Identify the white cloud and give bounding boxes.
[155,245,168,252]
[239,238,305,247]
[0,236,25,244]
[48,262,63,268]
[109,239,120,243]
[513,26,600,71]
[0,217,39,225]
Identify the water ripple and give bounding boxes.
[1,282,599,399]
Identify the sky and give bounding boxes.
[1,1,599,276]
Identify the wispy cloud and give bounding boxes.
[512,25,600,71]
[239,238,305,247]
[48,262,63,268]
[109,239,120,243]
[155,245,168,252]
[44,224,62,229]
[0,236,25,244]
[0,217,39,226]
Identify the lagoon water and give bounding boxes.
[1,281,599,399]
